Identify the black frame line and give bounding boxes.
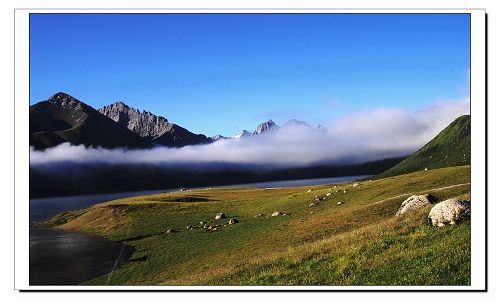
[17,10,487,292]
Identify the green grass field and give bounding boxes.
[40,165,471,286]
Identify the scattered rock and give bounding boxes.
[314,198,320,203]
[186,225,192,229]
[200,221,205,225]
[396,194,434,216]
[424,168,428,171]
[208,226,213,230]
[322,197,326,200]
[428,199,471,227]
[337,202,342,205]
[215,213,225,220]
[352,183,360,187]
[254,213,264,217]
[228,218,238,224]
[203,225,208,229]
[272,211,282,217]
[343,190,347,193]
[166,229,177,234]
[308,203,315,207]
[325,192,332,197]
[307,189,312,193]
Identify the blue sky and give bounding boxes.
[30,13,470,137]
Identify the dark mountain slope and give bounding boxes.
[30,92,151,149]
[375,115,470,178]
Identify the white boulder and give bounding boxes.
[396,194,433,216]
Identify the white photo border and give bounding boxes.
[14,8,487,291]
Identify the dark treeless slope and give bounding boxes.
[30,92,151,149]
[375,115,470,179]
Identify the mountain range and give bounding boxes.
[30,92,316,149]
[98,101,211,147]
[29,93,150,149]
[28,92,471,198]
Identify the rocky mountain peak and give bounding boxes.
[110,101,130,110]
[48,92,85,109]
[283,119,311,128]
[234,130,252,139]
[253,119,278,135]
[98,102,171,139]
[211,134,228,141]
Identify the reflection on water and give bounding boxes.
[29,228,134,285]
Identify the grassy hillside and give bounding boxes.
[39,165,471,286]
[375,115,470,179]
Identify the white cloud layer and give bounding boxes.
[30,97,470,168]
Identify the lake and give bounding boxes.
[29,175,368,285]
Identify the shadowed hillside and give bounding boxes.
[30,92,151,149]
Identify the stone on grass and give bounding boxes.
[228,218,238,224]
[428,199,471,227]
[166,229,177,234]
[215,213,225,220]
[254,213,264,217]
[396,194,433,216]
[326,192,332,197]
[272,211,282,217]
[337,201,342,205]
[309,203,315,207]
[352,183,360,187]
[307,189,312,193]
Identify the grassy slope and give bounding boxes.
[42,165,471,286]
[375,115,470,179]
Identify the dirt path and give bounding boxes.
[371,182,471,205]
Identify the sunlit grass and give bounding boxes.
[40,165,471,286]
